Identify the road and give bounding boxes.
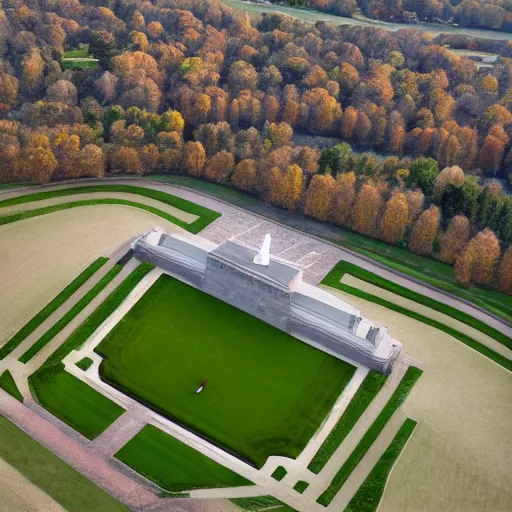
[222,0,512,41]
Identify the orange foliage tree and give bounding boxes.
[332,171,356,228]
[408,205,440,256]
[304,174,336,221]
[497,246,512,295]
[439,215,470,264]
[352,183,382,237]
[379,191,409,244]
[455,229,501,287]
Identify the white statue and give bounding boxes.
[253,233,271,266]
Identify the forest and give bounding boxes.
[0,0,511,294]
[278,0,512,33]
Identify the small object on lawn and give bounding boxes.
[195,379,208,394]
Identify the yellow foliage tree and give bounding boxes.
[304,174,336,221]
[379,191,409,245]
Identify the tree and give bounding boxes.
[228,61,258,95]
[304,174,336,221]
[408,205,440,256]
[281,164,303,211]
[478,135,505,176]
[267,122,293,148]
[405,189,425,223]
[379,191,409,245]
[433,166,464,202]
[497,246,512,295]
[183,141,206,177]
[439,215,470,264]
[341,106,357,140]
[0,72,19,109]
[23,146,57,184]
[352,184,382,237]
[231,159,257,192]
[332,172,356,228]
[204,150,235,184]
[113,146,143,175]
[455,229,501,287]
[407,157,439,196]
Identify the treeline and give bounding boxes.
[280,0,512,33]
[0,0,511,292]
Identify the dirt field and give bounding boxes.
[341,274,512,359]
[0,205,185,345]
[323,285,512,512]
[1,192,199,224]
[0,458,66,512]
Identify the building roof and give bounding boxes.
[210,241,300,289]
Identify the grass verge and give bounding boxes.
[271,465,287,481]
[39,262,154,369]
[293,480,309,493]
[0,416,128,511]
[115,424,251,491]
[29,363,125,440]
[18,264,122,363]
[0,184,221,233]
[324,261,511,349]
[0,257,107,360]
[344,418,417,512]
[317,366,423,507]
[308,371,388,474]
[323,264,512,372]
[96,274,356,468]
[0,370,23,402]
[76,357,93,371]
[230,496,285,511]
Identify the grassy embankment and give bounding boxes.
[323,261,512,371]
[230,496,296,511]
[344,418,417,512]
[28,263,154,437]
[308,371,388,474]
[0,257,108,360]
[96,274,356,468]
[115,424,251,491]
[62,46,99,69]
[0,184,221,234]
[0,416,128,511]
[18,264,122,363]
[151,175,512,324]
[317,366,423,506]
[29,363,125,439]
[0,370,24,402]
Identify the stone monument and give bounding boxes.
[253,234,271,266]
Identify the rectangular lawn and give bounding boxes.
[96,275,355,468]
[115,424,252,491]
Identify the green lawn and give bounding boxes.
[0,257,108,360]
[317,366,423,506]
[18,264,122,363]
[323,262,512,371]
[0,416,128,511]
[0,184,221,234]
[115,424,251,491]
[96,274,356,468]
[0,370,23,402]
[344,418,417,512]
[63,47,89,58]
[29,363,125,440]
[308,371,388,474]
[76,357,93,371]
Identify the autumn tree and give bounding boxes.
[455,229,501,287]
[267,122,293,148]
[23,146,58,184]
[281,164,303,211]
[408,205,440,256]
[352,183,382,237]
[497,246,512,295]
[433,165,464,202]
[204,150,235,184]
[478,135,506,176]
[379,191,409,245]
[332,171,356,228]
[405,189,425,222]
[182,141,206,177]
[439,215,471,264]
[304,174,336,221]
[231,159,257,192]
[113,146,143,175]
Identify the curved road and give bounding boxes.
[1,178,511,338]
[223,0,512,41]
